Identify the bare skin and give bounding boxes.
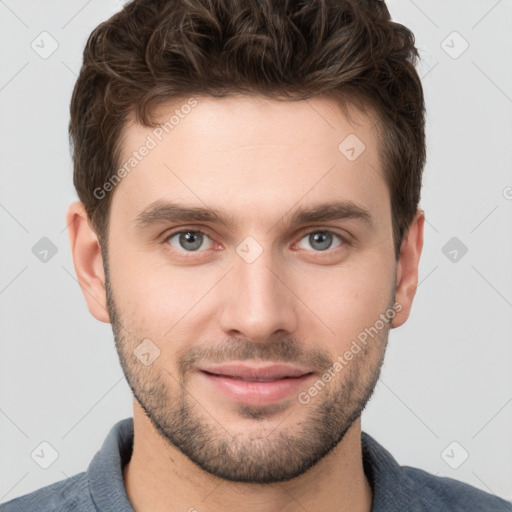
[66,94,424,512]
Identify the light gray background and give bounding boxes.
[1,0,511,504]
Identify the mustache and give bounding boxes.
[177,336,333,376]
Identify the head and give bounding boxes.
[67,0,425,484]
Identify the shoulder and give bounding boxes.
[361,431,511,511]
[401,465,512,511]
[0,472,95,512]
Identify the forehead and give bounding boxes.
[111,94,388,229]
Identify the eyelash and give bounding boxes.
[160,227,348,256]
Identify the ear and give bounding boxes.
[391,209,424,328]
[66,201,110,323]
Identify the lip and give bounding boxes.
[197,363,315,406]
[199,363,313,380]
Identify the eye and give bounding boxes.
[162,228,346,255]
[296,230,344,252]
[165,230,213,252]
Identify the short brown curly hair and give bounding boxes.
[69,0,426,259]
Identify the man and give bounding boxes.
[1,0,510,511]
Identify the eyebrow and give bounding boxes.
[133,198,374,231]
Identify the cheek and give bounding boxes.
[108,234,395,354]
[296,256,394,346]
[109,249,220,335]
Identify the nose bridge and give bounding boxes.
[219,237,298,340]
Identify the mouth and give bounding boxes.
[197,363,315,406]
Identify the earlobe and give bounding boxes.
[391,209,425,329]
[66,201,111,323]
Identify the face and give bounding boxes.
[99,95,406,483]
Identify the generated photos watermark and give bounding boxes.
[298,301,403,405]
[93,97,198,200]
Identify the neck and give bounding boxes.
[123,401,373,512]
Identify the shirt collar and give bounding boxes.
[361,430,414,510]
[87,417,135,511]
[87,417,412,511]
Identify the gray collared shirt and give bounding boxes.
[1,417,510,511]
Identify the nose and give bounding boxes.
[218,246,299,343]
